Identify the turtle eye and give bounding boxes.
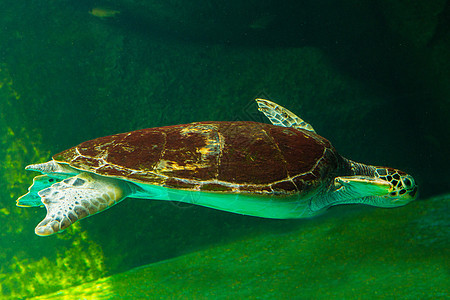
[401,176,415,190]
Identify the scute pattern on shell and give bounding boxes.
[53,121,339,195]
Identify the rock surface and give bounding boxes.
[33,195,449,299]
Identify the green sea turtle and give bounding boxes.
[17,99,418,236]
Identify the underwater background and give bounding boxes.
[0,0,448,298]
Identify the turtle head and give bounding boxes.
[374,167,418,207]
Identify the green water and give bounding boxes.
[31,195,449,299]
[0,1,449,298]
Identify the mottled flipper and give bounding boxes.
[17,175,68,207]
[334,176,393,197]
[35,172,129,236]
[310,176,394,212]
[255,98,316,133]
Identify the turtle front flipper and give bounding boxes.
[35,172,130,236]
[311,175,416,212]
[310,176,394,212]
[334,176,393,198]
[255,98,316,133]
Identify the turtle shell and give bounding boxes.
[53,121,341,195]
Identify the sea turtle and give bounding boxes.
[17,99,418,236]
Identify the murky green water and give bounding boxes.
[1,1,449,298]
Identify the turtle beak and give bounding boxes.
[390,186,418,206]
[407,186,418,200]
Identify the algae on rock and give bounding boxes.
[0,64,107,299]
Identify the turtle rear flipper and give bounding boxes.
[17,175,64,207]
[35,173,129,236]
